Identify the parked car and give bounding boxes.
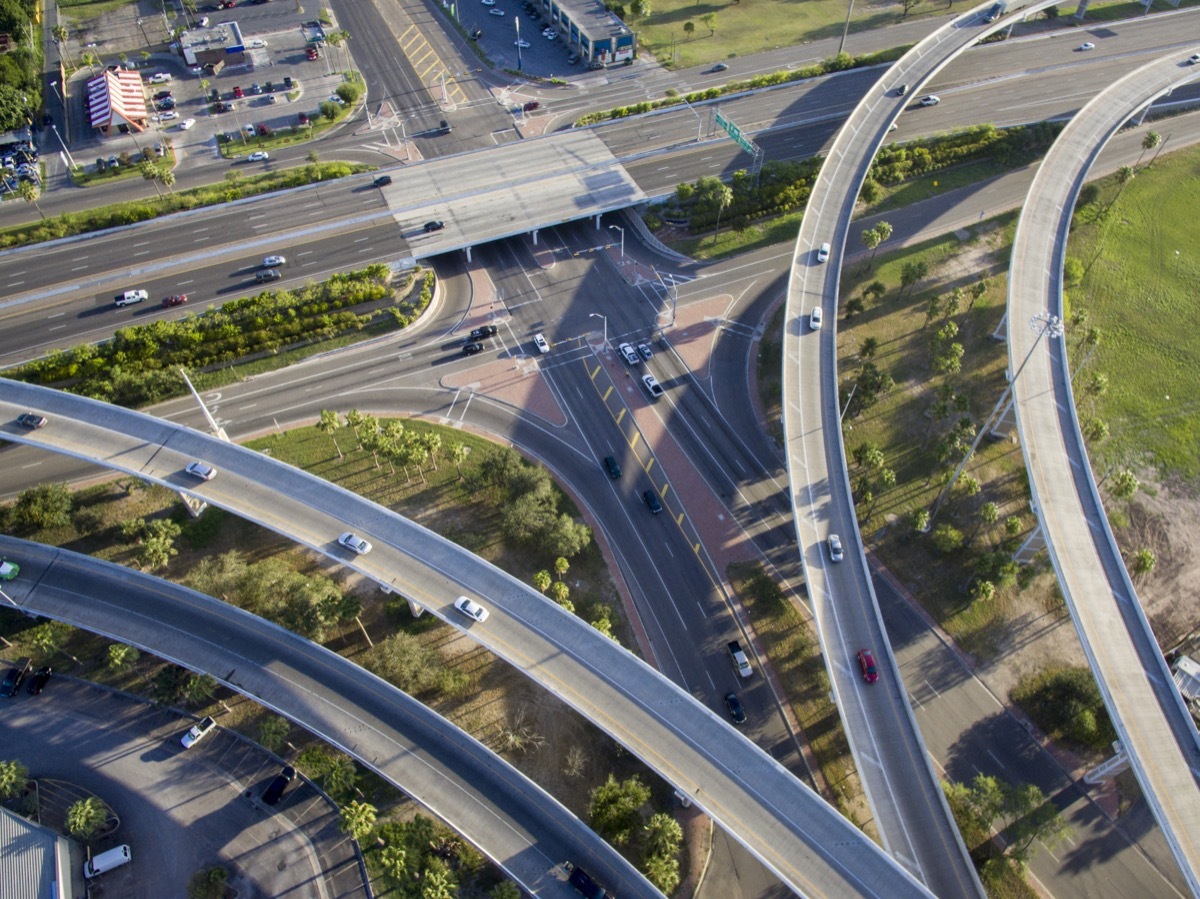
[617,343,640,365]
[261,766,296,806]
[306,46,320,59]
[153,90,173,101]
[522,100,540,112]
[232,85,244,98]
[298,112,310,125]
[17,413,46,429]
[250,83,262,94]
[26,666,52,695]
[147,72,172,84]
[256,123,271,136]
[181,716,217,748]
[338,532,372,555]
[0,659,32,697]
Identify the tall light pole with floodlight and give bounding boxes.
[608,224,624,260]
[589,313,607,346]
[928,311,1065,525]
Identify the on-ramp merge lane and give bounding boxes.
[1007,51,1200,896]
[0,378,931,899]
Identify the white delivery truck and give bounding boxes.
[83,844,132,879]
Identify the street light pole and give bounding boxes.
[589,312,607,346]
[927,311,1064,525]
[608,224,624,260]
[516,18,522,71]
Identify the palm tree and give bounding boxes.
[16,179,45,219]
[712,183,733,235]
[52,25,74,69]
[159,168,175,194]
[1137,130,1161,169]
[140,159,163,198]
[80,50,100,73]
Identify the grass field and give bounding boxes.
[1066,146,1200,482]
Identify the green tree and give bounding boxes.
[549,580,570,606]
[30,621,72,658]
[16,178,46,220]
[67,796,108,840]
[420,858,455,899]
[1137,130,1161,168]
[338,800,377,842]
[931,523,964,553]
[712,182,733,234]
[1132,548,1155,576]
[682,20,694,37]
[491,882,522,899]
[1062,256,1084,287]
[554,556,570,580]
[701,12,717,34]
[860,336,879,359]
[320,100,340,121]
[14,483,73,530]
[140,159,164,198]
[974,501,999,542]
[317,409,343,458]
[448,439,470,477]
[258,715,290,751]
[0,760,29,800]
[380,843,407,879]
[971,579,995,602]
[901,259,928,296]
[588,774,650,846]
[630,0,652,17]
[184,674,216,706]
[643,851,681,894]
[643,812,683,857]
[533,570,552,594]
[187,866,229,899]
[107,644,140,672]
[1110,469,1139,500]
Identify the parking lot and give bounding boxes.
[60,4,353,182]
[465,0,586,78]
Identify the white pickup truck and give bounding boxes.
[114,289,148,307]
[728,640,753,678]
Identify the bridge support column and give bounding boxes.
[531,229,539,245]
[378,582,425,617]
[465,245,472,264]
[179,493,208,519]
[1013,524,1045,565]
[1084,742,1129,783]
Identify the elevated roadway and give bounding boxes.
[0,379,931,899]
[1007,51,1200,895]
[0,535,652,899]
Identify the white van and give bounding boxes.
[84,844,132,879]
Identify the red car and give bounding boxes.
[162,294,188,307]
[857,649,879,684]
[306,46,320,60]
[298,112,309,125]
[522,100,540,112]
[232,85,244,98]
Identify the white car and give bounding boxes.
[544,30,558,39]
[328,95,346,104]
[181,716,217,748]
[454,595,489,623]
[338,532,372,555]
[533,333,550,354]
[1078,41,1095,51]
[617,342,640,365]
[828,534,844,562]
[178,118,196,130]
[147,72,173,84]
[809,306,823,330]
[816,242,830,263]
[641,374,664,398]
[155,111,179,122]
[247,39,268,49]
[918,95,940,107]
[262,255,286,267]
[185,461,218,481]
[1190,53,1200,65]
[248,151,270,162]
[514,39,530,48]
[481,0,496,4]
[489,7,505,14]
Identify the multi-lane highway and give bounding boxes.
[1007,51,1200,895]
[0,535,653,899]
